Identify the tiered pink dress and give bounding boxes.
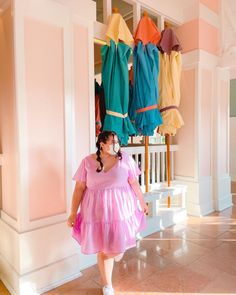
[72,151,146,254]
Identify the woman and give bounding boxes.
[67,131,148,295]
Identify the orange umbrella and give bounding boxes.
[133,12,161,46]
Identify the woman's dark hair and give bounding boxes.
[96,131,122,172]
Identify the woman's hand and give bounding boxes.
[128,179,149,215]
[140,201,149,215]
[67,213,77,227]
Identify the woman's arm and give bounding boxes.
[128,178,148,214]
[67,181,86,227]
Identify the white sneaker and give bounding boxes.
[102,285,114,295]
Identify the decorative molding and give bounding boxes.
[199,2,220,28]
[182,49,219,69]
[0,250,83,295]
[174,176,213,216]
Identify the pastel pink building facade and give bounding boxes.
[0,0,234,294]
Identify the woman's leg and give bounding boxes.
[114,252,124,262]
[97,252,123,287]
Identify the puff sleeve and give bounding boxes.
[128,155,141,181]
[72,158,87,182]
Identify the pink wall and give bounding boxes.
[199,19,219,56]
[24,18,66,220]
[174,69,195,177]
[200,0,219,14]
[0,8,18,219]
[200,69,212,177]
[175,19,219,55]
[175,19,199,53]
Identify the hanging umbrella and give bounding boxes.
[157,27,184,136]
[132,13,163,134]
[132,41,163,135]
[157,27,184,207]
[132,12,162,192]
[101,10,135,145]
[106,9,133,47]
[133,12,161,47]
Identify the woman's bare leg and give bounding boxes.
[114,252,124,262]
[97,252,123,287]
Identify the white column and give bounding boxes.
[212,67,232,211]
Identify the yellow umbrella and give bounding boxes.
[158,50,184,135]
[157,27,184,207]
[106,8,133,47]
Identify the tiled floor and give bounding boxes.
[0,280,10,295]
[1,200,235,295]
[43,199,236,295]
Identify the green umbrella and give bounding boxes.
[101,40,136,145]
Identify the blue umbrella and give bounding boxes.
[132,41,163,135]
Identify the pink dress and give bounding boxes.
[72,151,146,254]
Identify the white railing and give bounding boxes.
[122,144,178,192]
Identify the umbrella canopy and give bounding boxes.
[106,12,133,47]
[157,28,184,135]
[157,27,182,54]
[133,14,161,46]
[101,12,135,145]
[131,15,163,136]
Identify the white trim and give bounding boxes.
[94,21,107,42]
[182,49,219,69]
[13,0,30,230]
[199,2,220,28]
[88,21,96,153]
[133,1,141,32]
[174,176,213,216]
[212,175,232,211]
[103,0,111,24]
[53,0,96,21]
[212,68,232,211]
[0,250,83,295]
[1,211,18,229]
[63,7,75,221]
[195,62,200,180]
[138,0,182,26]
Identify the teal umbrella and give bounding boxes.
[101,40,136,145]
[132,41,163,135]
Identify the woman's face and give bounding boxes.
[100,135,119,154]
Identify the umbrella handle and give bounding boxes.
[166,134,171,208]
[145,136,149,193]
[112,7,119,13]
[143,10,148,17]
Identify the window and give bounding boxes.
[92,0,103,23]
[112,0,133,33]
